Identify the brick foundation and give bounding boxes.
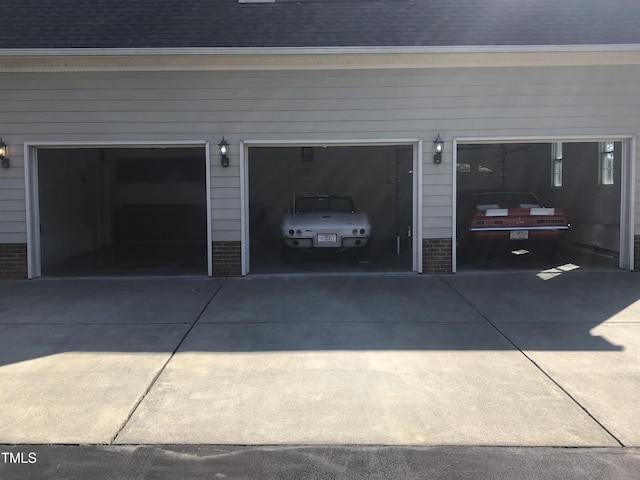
[0,243,28,279]
[422,238,453,274]
[635,235,640,271]
[212,241,242,277]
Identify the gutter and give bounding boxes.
[1,44,640,56]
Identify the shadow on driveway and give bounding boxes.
[1,272,637,366]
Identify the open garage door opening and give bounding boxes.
[36,147,208,277]
[456,141,622,272]
[248,145,414,273]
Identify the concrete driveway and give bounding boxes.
[0,271,639,446]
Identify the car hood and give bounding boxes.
[281,212,371,229]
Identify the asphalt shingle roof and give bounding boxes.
[1,0,639,50]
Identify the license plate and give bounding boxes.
[510,230,529,240]
[317,233,337,244]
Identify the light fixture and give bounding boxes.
[218,137,229,167]
[433,134,444,164]
[0,138,9,168]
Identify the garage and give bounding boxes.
[456,140,624,271]
[246,144,417,274]
[33,146,209,277]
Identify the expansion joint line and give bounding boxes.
[109,278,228,445]
[438,275,625,448]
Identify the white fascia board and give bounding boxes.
[2,44,640,71]
[240,138,421,147]
[455,135,636,145]
[23,140,208,148]
[2,44,640,56]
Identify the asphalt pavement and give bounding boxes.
[2,445,640,480]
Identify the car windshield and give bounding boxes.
[474,192,541,208]
[295,196,355,213]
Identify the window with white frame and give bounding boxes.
[599,141,615,186]
[552,142,563,188]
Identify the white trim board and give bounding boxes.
[4,44,640,56]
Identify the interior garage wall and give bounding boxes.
[456,144,540,193]
[249,146,408,243]
[1,64,639,252]
[105,148,206,244]
[39,149,100,265]
[457,142,622,252]
[527,142,622,252]
[38,147,207,267]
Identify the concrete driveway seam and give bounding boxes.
[437,275,626,448]
[108,279,228,445]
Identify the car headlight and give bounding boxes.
[288,229,295,235]
[360,229,366,235]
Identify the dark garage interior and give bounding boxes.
[38,147,208,276]
[456,141,621,271]
[248,145,414,273]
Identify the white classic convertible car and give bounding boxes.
[280,195,372,258]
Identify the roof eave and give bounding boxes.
[3,44,640,55]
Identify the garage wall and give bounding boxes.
[0,142,25,244]
[456,144,542,193]
[105,148,207,244]
[527,142,622,252]
[458,142,623,252]
[457,145,504,192]
[249,146,407,243]
[38,149,101,265]
[1,64,639,246]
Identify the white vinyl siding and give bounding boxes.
[0,163,27,242]
[1,64,640,242]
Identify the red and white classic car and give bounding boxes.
[458,191,570,259]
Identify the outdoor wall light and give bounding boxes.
[433,134,444,164]
[218,137,229,167]
[0,138,9,168]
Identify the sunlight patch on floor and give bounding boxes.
[536,263,580,280]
